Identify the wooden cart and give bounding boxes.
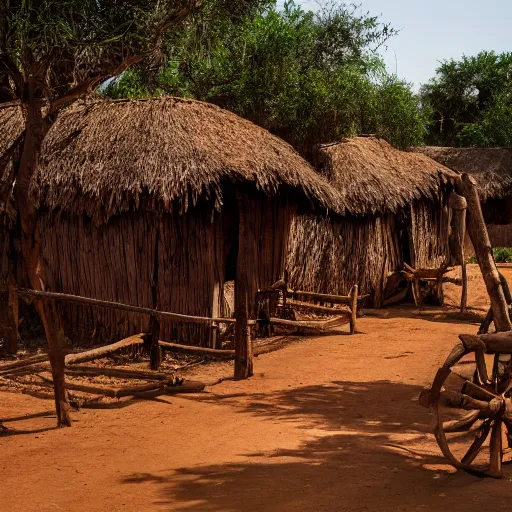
[420,331,512,478]
[420,174,512,478]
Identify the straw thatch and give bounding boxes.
[413,146,512,201]
[288,137,455,304]
[0,97,343,221]
[0,97,344,347]
[318,137,457,215]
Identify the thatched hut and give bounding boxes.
[287,137,458,306]
[0,97,342,349]
[415,147,512,247]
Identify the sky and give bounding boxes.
[284,0,511,90]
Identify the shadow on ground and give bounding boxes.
[121,380,510,512]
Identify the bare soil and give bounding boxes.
[1,264,512,512]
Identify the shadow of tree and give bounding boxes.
[120,380,509,512]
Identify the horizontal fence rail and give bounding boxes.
[16,288,243,325]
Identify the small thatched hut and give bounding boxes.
[415,147,512,247]
[0,97,341,348]
[287,137,458,306]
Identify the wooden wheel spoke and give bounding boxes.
[475,350,489,384]
[439,390,502,414]
[443,410,481,433]
[489,418,503,478]
[461,420,491,465]
[461,381,497,402]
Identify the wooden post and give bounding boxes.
[349,284,358,334]
[234,193,253,380]
[461,260,468,313]
[150,215,161,370]
[449,192,468,313]
[149,315,161,370]
[211,282,221,349]
[0,278,18,354]
[457,174,511,331]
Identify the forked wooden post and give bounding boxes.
[234,193,253,380]
[349,284,358,334]
[456,174,511,331]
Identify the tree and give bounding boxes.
[0,0,260,426]
[105,1,427,154]
[421,51,512,147]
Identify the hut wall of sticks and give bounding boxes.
[0,97,341,349]
[287,137,459,307]
[415,147,512,250]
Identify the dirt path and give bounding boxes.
[1,265,512,511]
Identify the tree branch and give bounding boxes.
[0,53,23,98]
[49,2,205,113]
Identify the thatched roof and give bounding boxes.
[413,146,512,201]
[0,97,344,220]
[317,137,457,215]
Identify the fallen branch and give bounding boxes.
[64,365,177,381]
[26,378,205,398]
[0,354,48,372]
[287,299,349,314]
[159,340,235,358]
[269,315,350,333]
[287,289,368,305]
[64,334,145,365]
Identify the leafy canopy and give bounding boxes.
[0,0,262,107]
[421,51,512,147]
[104,1,428,153]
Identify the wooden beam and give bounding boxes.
[286,289,368,305]
[16,288,237,325]
[269,315,349,332]
[287,298,350,314]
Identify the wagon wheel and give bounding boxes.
[422,339,512,478]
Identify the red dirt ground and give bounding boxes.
[1,265,512,512]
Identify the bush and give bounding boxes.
[493,247,512,263]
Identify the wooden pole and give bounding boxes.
[0,278,18,354]
[457,174,511,331]
[349,284,358,334]
[16,289,237,325]
[149,315,161,371]
[211,282,221,349]
[449,192,468,313]
[234,192,253,380]
[149,215,161,370]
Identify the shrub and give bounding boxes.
[493,247,512,263]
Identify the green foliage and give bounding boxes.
[0,0,265,104]
[493,247,512,263]
[105,1,427,153]
[421,51,512,147]
[469,247,512,264]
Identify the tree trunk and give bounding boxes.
[234,193,253,380]
[14,90,71,426]
[456,174,511,331]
